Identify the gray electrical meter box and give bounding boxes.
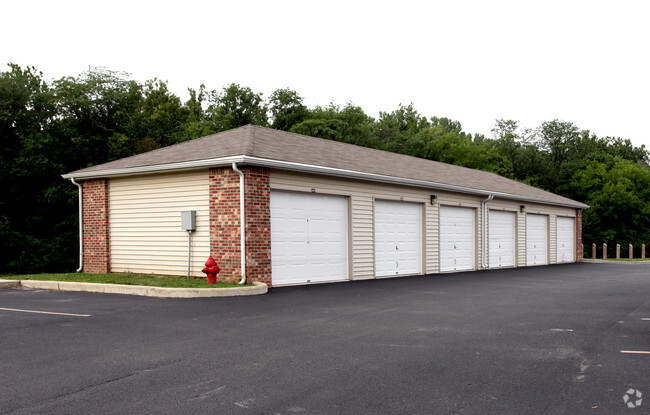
[181,210,196,231]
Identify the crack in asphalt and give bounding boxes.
[5,360,181,415]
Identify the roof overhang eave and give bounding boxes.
[61,156,247,180]
[62,155,589,209]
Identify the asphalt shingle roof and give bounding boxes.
[67,124,586,208]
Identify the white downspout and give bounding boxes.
[231,163,246,284]
[70,177,83,272]
[481,194,494,269]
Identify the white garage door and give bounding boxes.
[556,217,575,263]
[440,206,476,272]
[375,200,422,277]
[271,191,348,285]
[526,214,548,265]
[489,210,516,268]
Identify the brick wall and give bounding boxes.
[209,167,271,285]
[244,167,271,285]
[82,179,110,273]
[576,208,583,262]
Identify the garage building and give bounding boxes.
[63,125,588,286]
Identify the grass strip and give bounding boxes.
[0,273,245,288]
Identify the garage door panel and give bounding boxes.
[375,200,422,277]
[440,206,476,272]
[556,217,575,263]
[271,191,348,285]
[489,210,516,268]
[526,214,548,265]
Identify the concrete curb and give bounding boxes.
[581,259,650,265]
[0,280,21,289]
[8,280,268,298]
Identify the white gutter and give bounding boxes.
[481,194,494,269]
[231,162,246,285]
[70,177,83,272]
[62,155,589,209]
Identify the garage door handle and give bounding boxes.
[396,261,399,268]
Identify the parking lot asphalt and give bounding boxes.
[1,263,648,414]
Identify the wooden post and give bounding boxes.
[592,243,596,259]
[629,244,633,259]
[616,244,620,259]
[603,243,607,260]
[643,244,646,259]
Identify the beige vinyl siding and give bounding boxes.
[271,170,579,279]
[352,195,374,277]
[109,170,210,277]
[425,203,438,273]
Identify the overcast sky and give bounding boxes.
[3,0,649,148]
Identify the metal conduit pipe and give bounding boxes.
[481,194,494,269]
[231,162,246,284]
[70,177,83,272]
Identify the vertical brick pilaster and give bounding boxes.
[209,167,271,285]
[209,168,241,283]
[244,167,271,285]
[576,209,583,262]
[82,179,110,273]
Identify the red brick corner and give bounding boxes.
[82,179,110,273]
[209,167,271,285]
[576,209,583,262]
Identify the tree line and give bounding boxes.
[1,64,648,273]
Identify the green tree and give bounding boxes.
[416,126,510,175]
[574,158,650,252]
[0,64,77,272]
[174,84,218,142]
[290,102,375,146]
[374,104,430,155]
[135,79,190,147]
[53,67,143,165]
[268,88,309,131]
[206,83,268,131]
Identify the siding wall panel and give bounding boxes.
[109,170,210,277]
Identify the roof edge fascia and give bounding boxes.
[62,155,589,209]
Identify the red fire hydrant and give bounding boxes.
[202,256,221,285]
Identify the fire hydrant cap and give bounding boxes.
[205,256,217,267]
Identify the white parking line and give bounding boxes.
[620,350,650,355]
[0,307,90,317]
[642,318,650,321]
